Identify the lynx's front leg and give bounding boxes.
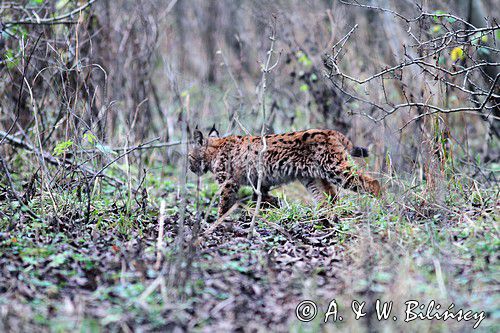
[252,186,279,208]
[214,165,240,217]
[218,179,240,217]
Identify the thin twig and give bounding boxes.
[91,137,160,182]
[3,0,97,27]
[154,200,167,270]
[0,34,41,147]
[248,16,279,238]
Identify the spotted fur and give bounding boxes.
[189,128,381,216]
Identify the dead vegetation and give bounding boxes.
[0,0,498,332]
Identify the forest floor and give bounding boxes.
[0,163,498,332]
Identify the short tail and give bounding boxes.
[350,146,369,157]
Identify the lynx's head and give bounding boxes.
[188,125,219,176]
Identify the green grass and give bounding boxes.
[0,154,498,331]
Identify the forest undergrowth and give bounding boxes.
[1,148,498,332]
[1,1,499,332]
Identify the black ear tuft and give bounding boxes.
[208,123,220,138]
[193,128,204,145]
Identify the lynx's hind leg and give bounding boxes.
[299,178,338,204]
[319,179,339,203]
[300,178,340,224]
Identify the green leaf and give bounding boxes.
[471,32,487,45]
[95,142,117,155]
[431,25,441,34]
[226,261,248,273]
[53,140,73,156]
[83,132,97,145]
[433,10,446,23]
[21,256,39,265]
[1,31,10,40]
[297,51,312,67]
[10,26,28,39]
[374,271,392,283]
[299,84,309,92]
[31,278,55,288]
[4,49,20,70]
[478,47,490,56]
[450,47,465,61]
[48,252,67,268]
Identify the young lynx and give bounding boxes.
[189,127,381,216]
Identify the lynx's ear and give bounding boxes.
[193,125,205,146]
[208,123,220,138]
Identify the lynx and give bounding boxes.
[189,127,381,216]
